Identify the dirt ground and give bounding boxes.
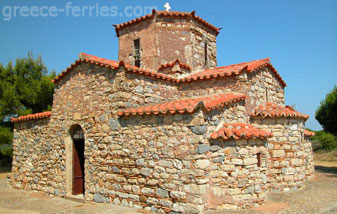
[1,162,337,214]
[208,163,337,214]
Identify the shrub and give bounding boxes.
[312,131,337,151]
[0,126,12,159]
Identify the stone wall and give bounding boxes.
[246,67,285,111]
[207,139,269,210]
[118,19,157,69]
[177,67,285,114]
[177,74,246,99]
[54,63,181,112]
[10,90,252,214]
[54,61,284,114]
[11,118,66,195]
[10,59,307,213]
[251,117,313,192]
[118,16,217,71]
[79,103,246,213]
[303,136,315,178]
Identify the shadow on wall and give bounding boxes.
[315,165,337,177]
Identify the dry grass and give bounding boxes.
[0,168,10,179]
[0,173,9,179]
[314,150,337,167]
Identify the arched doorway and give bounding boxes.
[72,125,85,195]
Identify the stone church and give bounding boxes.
[9,10,315,213]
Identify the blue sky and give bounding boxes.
[0,0,336,130]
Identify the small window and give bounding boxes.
[257,153,262,167]
[73,126,84,140]
[134,39,140,67]
[204,42,208,66]
[265,88,268,103]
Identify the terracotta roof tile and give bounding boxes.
[11,111,51,122]
[117,94,246,116]
[304,129,315,136]
[158,59,191,71]
[178,58,286,87]
[210,123,272,140]
[52,53,178,84]
[113,10,220,37]
[53,54,286,88]
[251,103,309,120]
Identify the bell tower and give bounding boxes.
[114,10,220,74]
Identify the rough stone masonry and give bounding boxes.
[9,9,315,214]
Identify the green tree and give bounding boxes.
[311,130,337,151]
[0,52,55,160]
[316,85,337,135]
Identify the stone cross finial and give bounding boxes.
[164,2,171,11]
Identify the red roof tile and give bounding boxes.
[53,53,286,88]
[11,111,51,122]
[304,129,315,136]
[210,123,272,140]
[251,103,309,120]
[117,94,246,116]
[52,53,178,84]
[178,58,286,87]
[158,59,191,71]
[113,10,220,37]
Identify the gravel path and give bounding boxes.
[1,164,337,214]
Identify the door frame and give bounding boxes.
[65,124,85,197]
[72,138,84,195]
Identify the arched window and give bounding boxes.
[204,42,208,66]
[72,125,84,140]
[134,39,140,67]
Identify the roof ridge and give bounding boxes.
[117,93,246,116]
[187,57,270,76]
[210,122,273,140]
[251,103,309,120]
[177,57,285,87]
[158,59,192,70]
[11,111,52,123]
[53,53,178,84]
[53,53,286,87]
[304,129,315,136]
[113,10,220,37]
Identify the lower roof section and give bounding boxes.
[210,123,273,140]
[251,103,309,120]
[304,129,315,136]
[117,94,246,116]
[52,53,286,88]
[11,111,51,123]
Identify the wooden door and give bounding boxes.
[73,139,84,195]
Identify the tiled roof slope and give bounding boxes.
[114,10,220,37]
[53,53,286,87]
[11,111,52,122]
[179,58,286,87]
[53,53,178,84]
[117,94,246,116]
[251,103,309,120]
[210,123,272,140]
[304,129,315,136]
[158,59,191,71]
